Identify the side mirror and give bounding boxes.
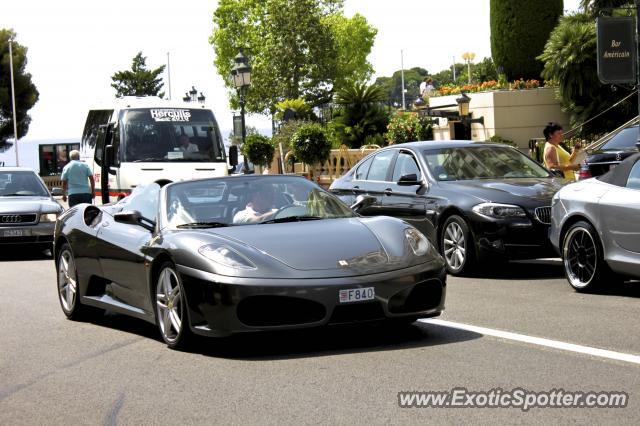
[113,210,155,232]
[397,173,421,186]
[51,187,64,196]
[350,194,376,212]
[229,145,239,167]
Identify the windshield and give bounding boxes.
[116,182,161,221]
[601,127,638,151]
[121,108,226,163]
[165,177,355,228]
[423,146,551,181]
[0,171,49,197]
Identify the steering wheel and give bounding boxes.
[272,204,308,220]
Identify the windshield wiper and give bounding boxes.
[132,157,166,163]
[262,215,323,224]
[176,221,231,229]
[2,193,38,196]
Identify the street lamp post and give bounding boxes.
[9,38,19,166]
[462,52,475,85]
[230,49,252,173]
[182,86,206,104]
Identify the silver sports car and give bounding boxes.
[550,152,640,291]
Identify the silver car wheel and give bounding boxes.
[156,267,183,343]
[563,226,597,289]
[443,222,466,270]
[58,248,77,313]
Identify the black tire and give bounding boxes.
[562,221,620,292]
[154,262,193,349]
[440,215,476,275]
[56,243,91,320]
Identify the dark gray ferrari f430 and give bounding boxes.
[54,175,446,348]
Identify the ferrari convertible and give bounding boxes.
[54,175,446,348]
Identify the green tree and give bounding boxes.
[242,134,275,167]
[490,0,563,80]
[332,82,389,148]
[0,30,39,147]
[471,57,498,82]
[539,12,636,133]
[579,0,633,16]
[211,0,376,114]
[429,64,466,87]
[374,67,429,107]
[291,123,332,168]
[111,52,165,98]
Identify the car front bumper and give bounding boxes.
[177,261,447,337]
[0,222,56,246]
[470,217,556,260]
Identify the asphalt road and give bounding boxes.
[1,251,639,425]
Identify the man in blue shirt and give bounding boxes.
[61,150,95,207]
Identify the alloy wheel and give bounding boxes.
[156,267,183,344]
[443,222,466,271]
[563,226,597,289]
[58,249,77,313]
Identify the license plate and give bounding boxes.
[339,287,375,303]
[2,229,30,237]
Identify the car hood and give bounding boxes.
[438,178,563,204]
[210,218,387,271]
[0,197,62,214]
[166,216,438,278]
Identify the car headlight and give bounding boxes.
[404,228,430,256]
[472,203,527,219]
[198,244,256,270]
[40,213,59,222]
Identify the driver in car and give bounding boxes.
[233,186,278,224]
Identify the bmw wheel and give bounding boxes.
[441,215,476,275]
[562,221,615,292]
[57,244,91,319]
[155,262,192,349]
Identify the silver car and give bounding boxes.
[0,167,64,252]
[550,153,640,291]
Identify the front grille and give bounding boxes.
[388,279,443,314]
[237,296,327,327]
[534,207,551,225]
[0,214,37,225]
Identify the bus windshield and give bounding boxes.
[121,108,226,163]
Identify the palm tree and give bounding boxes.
[332,82,389,148]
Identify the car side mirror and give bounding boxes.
[397,173,421,186]
[350,194,376,212]
[51,187,64,196]
[113,210,155,232]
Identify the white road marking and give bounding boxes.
[420,318,640,365]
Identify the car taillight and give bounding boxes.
[577,167,592,180]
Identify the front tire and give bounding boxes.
[57,244,90,320]
[440,215,476,275]
[155,262,192,349]
[562,221,616,292]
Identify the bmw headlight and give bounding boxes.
[40,213,58,222]
[198,244,256,269]
[404,228,430,256]
[472,203,526,219]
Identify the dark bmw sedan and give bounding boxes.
[330,141,566,275]
[579,125,640,179]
